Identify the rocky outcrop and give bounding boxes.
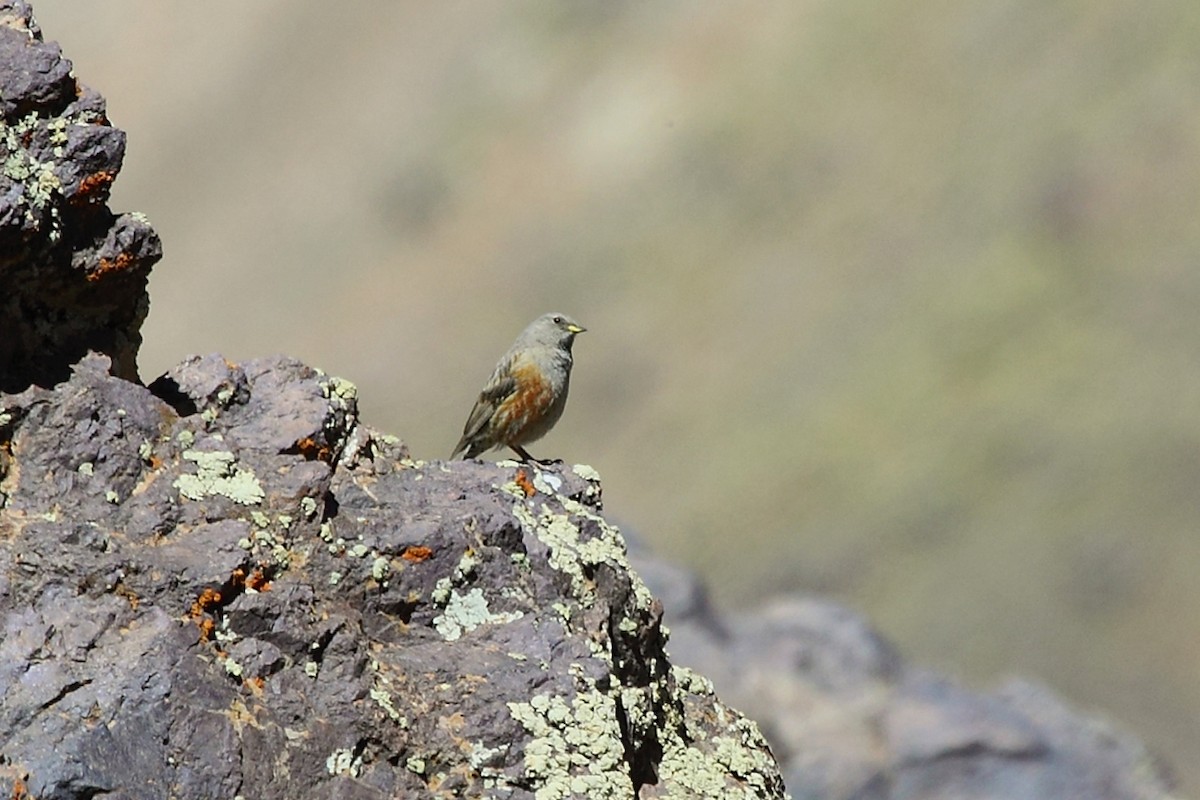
[0,4,786,796]
[0,354,786,799]
[634,553,1181,800]
[0,1,161,392]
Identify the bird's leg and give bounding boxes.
[510,445,560,465]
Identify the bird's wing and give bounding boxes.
[450,356,519,457]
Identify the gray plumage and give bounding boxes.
[451,313,586,461]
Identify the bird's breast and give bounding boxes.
[494,360,557,435]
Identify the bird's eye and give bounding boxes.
[553,315,563,324]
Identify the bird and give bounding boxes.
[450,313,586,463]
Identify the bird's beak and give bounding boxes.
[567,324,586,334]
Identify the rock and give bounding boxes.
[0,1,161,392]
[0,6,786,796]
[634,566,1181,800]
[0,354,787,799]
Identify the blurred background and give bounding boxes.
[31,0,1200,791]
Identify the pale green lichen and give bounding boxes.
[497,478,527,500]
[507,688,632,800]
[320,376,359,409]
[715,717,782,792]
[500,586,526,603]
[328,571,342,585]
[571,463,602,483]
[433,588,523,641]
[300,496,318,518]
[173,450,265,505]
[431,577,453,605]
[551,602,572,623]
[620,683,657,743]
[371,556,391,583]
[326,748,362,777]
[77,462,94,476]
[238,524,293,569]
[46,118,69,146]
[511,496,653,620]
[430,550,479,604]
[176,430,195,448]
[105,490,119,504]
[469,740,506,771]
[672,665,715,697]
[2,114,63,237]
[304,661,319,678]
[454,550,479,580]
[656,713,783,799]
[369,686,407,725]
[214,618,238,644]
[138,440,154,463]
[405,756,426,775]
[501,470,787,799]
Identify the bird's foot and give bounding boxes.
[511,446,562,466]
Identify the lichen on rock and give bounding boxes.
[0,1,161,391]
[0,345,788,799]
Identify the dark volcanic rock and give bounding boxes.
[0,7,785,797]
[0,1,161,392]
[0,354,786,799]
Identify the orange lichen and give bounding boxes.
[73,170,115,203]
[293,436,332,462]
[190,586,223,641]
[246,569,271,592]
[86,251,134,282]
[401,545,433,563]
[514,468,536,497]
[197,618,216,641]
[191,586,223,615]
